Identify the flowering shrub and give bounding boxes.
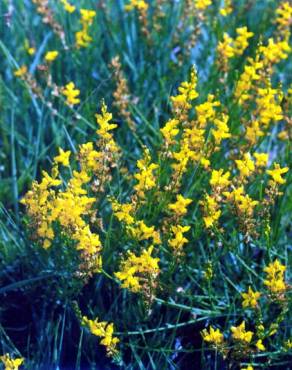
[0,1,291,369]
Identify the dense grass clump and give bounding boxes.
[0,1,291,369]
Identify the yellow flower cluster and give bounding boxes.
[134,148,158,198]
[115,245,160,293]
[111,199,135,225]
[21,104,120,274]
[219,0,232,17]
[160,118,179,146]
[267,163,289,185]
[125,0,148,11]
[171,66,198,120]
[111,198,161,246]
[241,286,261,308]
[60,0,75,13]
[256,84,283,127]
[212,114,231,146]
[235,56,263,104]
[275,1,292,37]
[201,326,224,346]
[21,164,102,265]
[168,194,192,217]
[235,153,255,179]
[75,9,96,48]
[44,50,59,62]
[201,194,221,228]
[82,316,119,357]
[194,0,212,11]
[224,186,258,217]
[217,27,254,70]
[14,65,27,78]
[168,225,190,255]
[170,93,222,181]
[201,169,230,228]
[231,321,253,343]
[259,38,290,66]
[62,82,80,105]
[264,259,287,294]
[95,101,119,153]
[0,354,24,370]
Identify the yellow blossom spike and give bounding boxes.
[235,153,255,178]
[54,148,71,167]
[60,0,75,13]
[115,245,160,294]
[241,286,261,308]
[231,321,253,343]
[168,194,192,217]
[82,316,119,356]
[266,163,289,184]
[210,169,231,190]
[264,259,287,293]
[62,82,80,105]
[0,354,24,370]
[168,225,191,253]
[254,152,268,168]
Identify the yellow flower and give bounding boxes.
[194,0,212,11]
[201,194,221,228]
[82,316,119,356]
[125,0,148,11]
[235,57,263,104]
[195,94,220,128]
[75,9,96,48]
[231,321,253,343]
[54,148,71,167]
[220,0,232,16]
[256,339,266,351]
[256,84,283,127]
[212,114,231,145]
[200,157,210,169]
[95,102,118,141]
[169,225,191,253]
[241,366,253,370]
[134,148,158,197]
[80,9,96,24]
[235,153,255,178]
[45,50,59,62]
[24,40,35,55]
[233,27,254,56]
[14,65,27,77]
[210,169,231,190]
[275,1,292,38]
[266,163,289,184]
[0,354,24,370]
[62,82,80,105]
[168,194,192,217]
[254,153,268,168]
[241,286,261,308]
[245,121,264,145]
[60,0,75,13]
[260,38,290,65]
[111,199,135,225]
[264,259,286,293]
[129,221,161,245]
[171,67,199,116]
[160,118,179,145]
[201,326,224,345]
[115,245,160,293]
